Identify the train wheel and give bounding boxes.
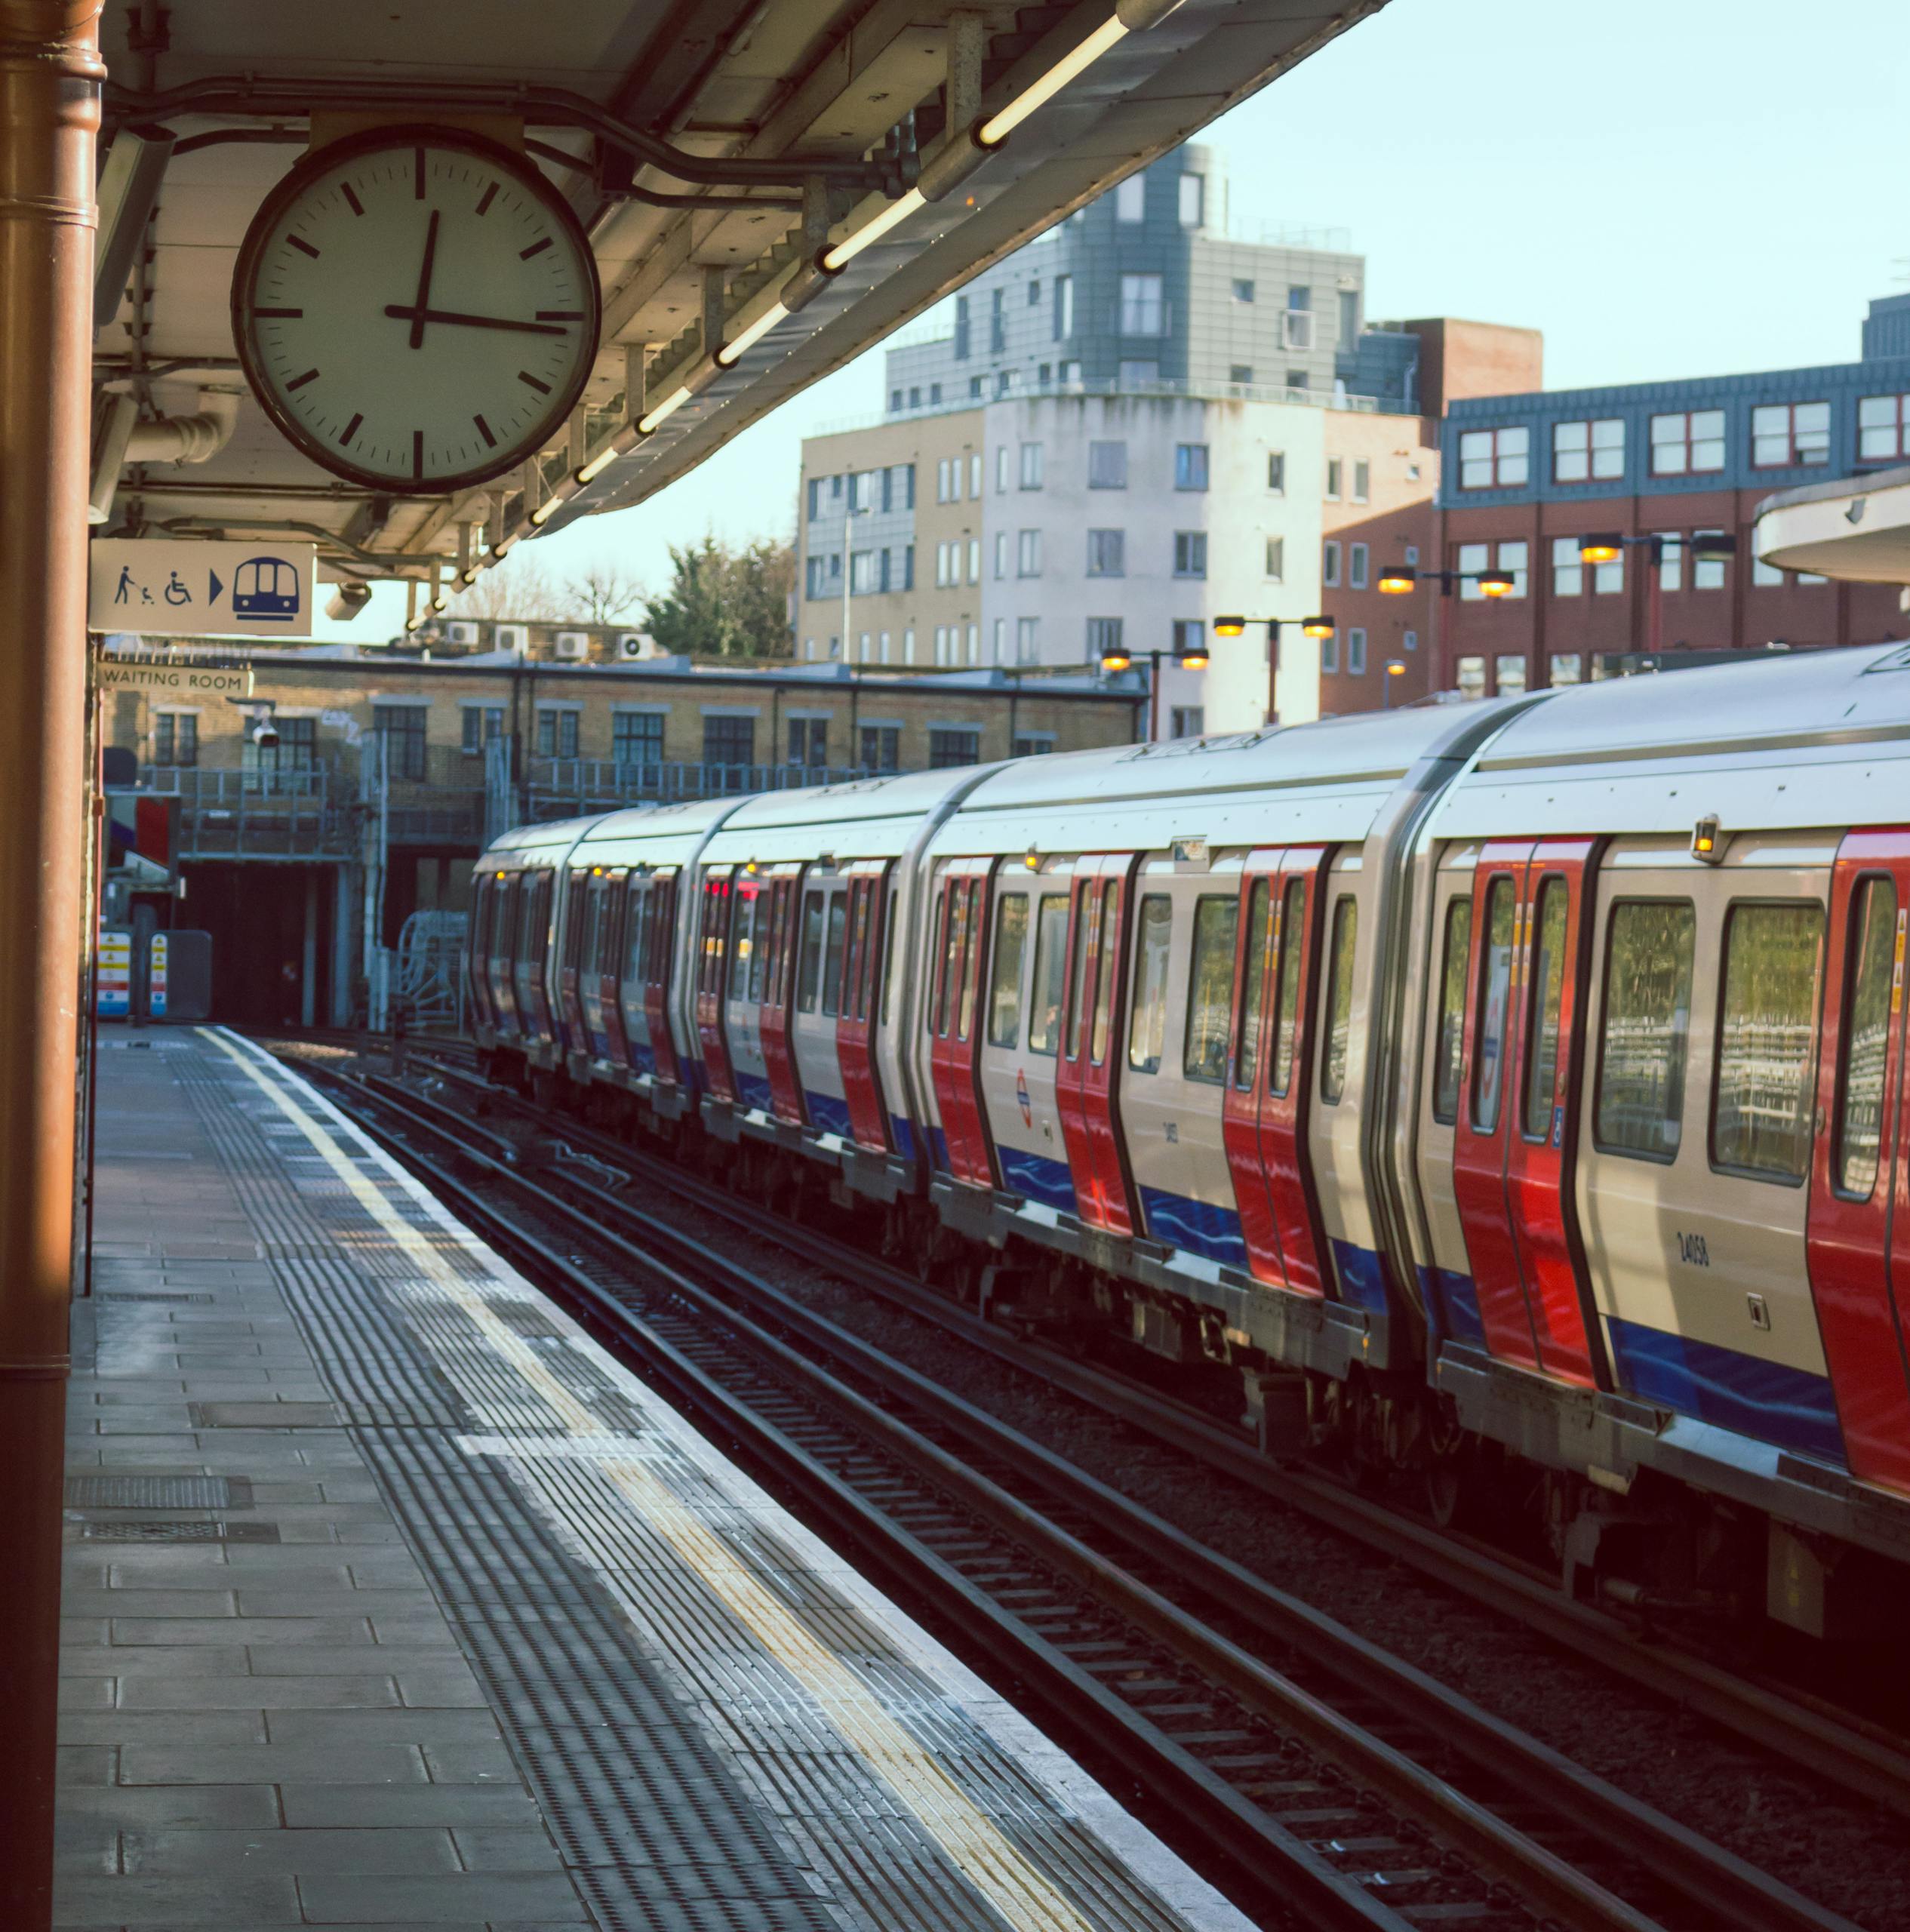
[1423,1404,1470,1527]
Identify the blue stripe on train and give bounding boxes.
[1607,1315,1844,1466]
[1140,1188,1246,1269]
[1330,1239,1389,1312]
[1419,1266,1485,1349]
[890,1115,918,1163]
[804,1090,854,1137]
[928,1124,950,1174]
[999,1145,1077,1214]
[736,1072,773,1113]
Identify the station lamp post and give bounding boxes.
[1376,563,1517,598]
[1383,659,1408,707]
[1211,614,1336,726]
[1100,636,1212,742]
[1578,531,1737,658]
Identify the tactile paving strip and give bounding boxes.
[177,1035,1249,1932]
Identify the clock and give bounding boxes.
[231,125,601,495]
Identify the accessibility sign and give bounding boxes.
[89,539,317,638]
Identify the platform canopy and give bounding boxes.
[1755,463,1910,586]
[93,0,1387,605]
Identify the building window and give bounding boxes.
[786,717,828,768]
[1496,540,1527,598]
[153,711,198,766]
[1060,359,1081,386]
[989,287,1005,353]
[1457,425,1530,489]
[990,532,1006,580]
[860,725,898,772]
[1323,540,1341,588]
[1173,619,1205,657]
[830,474,843,501]
[1458,540,1527,600]
[849,550,879,595]
[1752,555,1785,586]
[1352,459,1370,503]
[1326,458,1343,500]
[1265,536,1284,580]
[1284,286,1313,350]
[1177,171,1203,227]
[969,376,983,399]
[1346,628,1367,675]
[1859,392,1910,462]
[903,543,915,590]
[1120,359,1159,386]
[806,477,821,520]
[1120,273,1166,336]
[1551,534,1583,597]
[995,370,1016,399]
[1650,408,1724,475]
[1655,533,1682,592]
[1403,629,1418,653]
[1552,417,1625,482]
[374,705,427,778]
[1752,400,1830,468]
[1229,365,1253,386]
[613,712,663,766]
[908,386,921,409]
[534,709,579,760]
[992,617,1006,663]
[1087,528,1124,577]
[1233,278,1255,303]
[1020,441,1044,488]
[1456,656,1486,699]
[970,453,981,497]
[1028,278,1041,306]
[954,294,970,359]
[462,706,505,756]
[929,728,981,769]
[1349,542,1369,589]
[1593,546,1624,595]
[967,537,981,583]
[1550,653,1582,685]
[1173,531,1207,578]
[271,718,317,771]
[930,383,941,405]
[1495,654,1527,695]
[1170,706,1205,739]
[703,715,754,769]
[889,389,903,413]
[1017,529,1042,577]
[1087,617,1124,658]
[1287,370,1309,390]
[1692,529,1727,590]
[1320,629,1338,674]
[1115,174,1145,222]
[1089,440,1128,489]
[1016,616,1040,662]
[1174,443,1209,491]
[995,445,1009,494]
[1267,451,1285,493]
[1038,362,1051,388]
[1013,733,1056,757]
[1053,274,1074,340]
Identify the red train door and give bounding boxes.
[1807,830,1910,1491]
[760,871,804,1124]
[1262,850,1332,1297]
[558,870,590,1055]
[1056,854,1138,1235]
[1452,840,1601,1387]
[1223,856,1287,1284]
[595,871,631,1068]
[836,863,891,1151]
[694,867,735,1101]
[927,860,995,1186]
[643,871,680,1086]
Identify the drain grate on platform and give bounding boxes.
[74,1518,281,1543]
[99,1291,215,1305]
[63,1475,251,1512]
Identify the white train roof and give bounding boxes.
[699,766,993,866]
[1432,643,1910,839]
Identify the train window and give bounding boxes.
[1432,897,1472,1124]
[1521,878,1570,1141]
[1233,881,1272,1090]
[798,891,826,1014]
[1836,878,1898,1198]
[1128,895,1173,1074]
[957,888,983,1040]
[848,884,872,1022]
[1183,894,1238,1084]
[1594,901,1695,1161]
[1066,891,1093,1060]
[581,884,605,989]
[881,888,899,1028]
[727,886,755,1001]
[1090,884,1118,1065]
[748,888,772,1005]
[1472,878,1516,1131]
[1321,896,1358,1105]
[1027,894,1070,1056]
[988,894,1029,1048]
[624,889,651,989]
[823,895,849,1018]
[1712,900,1823,1184]
[1272,878,1307,1097]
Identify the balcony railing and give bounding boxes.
[525,757,879,817]
[143,765,354,858]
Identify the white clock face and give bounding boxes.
[232,128,600,494]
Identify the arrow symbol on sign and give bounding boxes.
[208,569,223,603]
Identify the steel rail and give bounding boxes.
[306,1060,1859,1932]
[406,1048,1910,1829]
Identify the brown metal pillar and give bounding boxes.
[0,5,103,1924]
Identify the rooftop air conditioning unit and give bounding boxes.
[444,620,478,646]
[1281,309,1315,351]
[494,624,527,657]
[554,630,589,660]
[617,632,647,660]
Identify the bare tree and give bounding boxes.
[562,561,646,626]
[444,552,565,622]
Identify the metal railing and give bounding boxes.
[524,757,878,817]
[143,764,354,858]
[835,373,1382,435]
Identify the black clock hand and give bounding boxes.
[383,304,568,337]
[408,208,440,350]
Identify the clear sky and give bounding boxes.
[321,0,1908,639]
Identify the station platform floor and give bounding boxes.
[56,1026,1256,1932]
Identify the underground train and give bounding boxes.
[466,642,1910,1638]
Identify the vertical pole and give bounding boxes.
[0,6,103,1925]
[300,868,318,1026]
[1265,623,1280,727]
[81,675,103,1300]
[1147,654,1160,743]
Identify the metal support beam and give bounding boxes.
[0,5,103,1925]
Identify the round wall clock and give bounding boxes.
[232,125,601,494]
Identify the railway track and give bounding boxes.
[290,1051,1862,1932]
[398,1047,1910,1832]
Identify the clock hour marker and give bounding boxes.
[519,236,552,260]
[253,306,303,318]
[414,146,426,198]
[286,368,319,391]
[476,181,498,217]
[518,369,552,394]
[474,414,496,448]
[340,413,363,444]
[342,183,364,217]
[536,310,583,321]
[412,429,424,481]
[287,234,320,259]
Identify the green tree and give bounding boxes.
[641,537,730,656]
[723,538,795,658]
[641,534,795,660]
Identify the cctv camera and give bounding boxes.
[251,720,280,749]
[325,581,373,622]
